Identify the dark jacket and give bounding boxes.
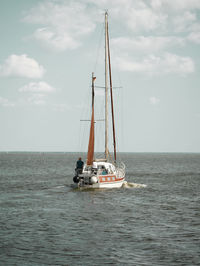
[76,160,84,169]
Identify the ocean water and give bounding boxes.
[0,152,200,266]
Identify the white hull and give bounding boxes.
[78,177,125,189]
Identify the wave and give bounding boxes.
[122,181,147,188]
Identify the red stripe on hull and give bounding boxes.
[99,175,124,183]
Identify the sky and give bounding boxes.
[0,0,200,153]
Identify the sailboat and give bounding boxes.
[73,12,125,188]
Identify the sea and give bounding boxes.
[0,152,199,266]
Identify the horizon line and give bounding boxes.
[0,150,200,154]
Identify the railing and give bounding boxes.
[116,162,126,178]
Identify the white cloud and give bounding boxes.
[88,0,200,38]
[90,0,168,32]
[27,93,46,105]
[23,1,96,51]
[115,53,195,76]
[112,36,185,54]
[33,28,80,51]
[19,81,56,93]
[172,11,196,32]
[101,0,200,34]
[0,54,45,78]
[19,0,199,80]
[18,81,56,106]
[160,0,200,10]
[22,0,200,51]
[126,6,167,32]
[0,97,15,107]
[188,32,200,44]
[149,96,160,105]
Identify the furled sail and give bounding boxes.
[87,74,95,166]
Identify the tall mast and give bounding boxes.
[105,11,109,161]
[107,18,117,162]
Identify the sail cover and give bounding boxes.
[87,75,95,166]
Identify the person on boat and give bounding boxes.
[76,157,84,175]
[101,166,108,175]
[102,169,107,175]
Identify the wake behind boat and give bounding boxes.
[73,12,125,188]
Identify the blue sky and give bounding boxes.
[0,0,200,152]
